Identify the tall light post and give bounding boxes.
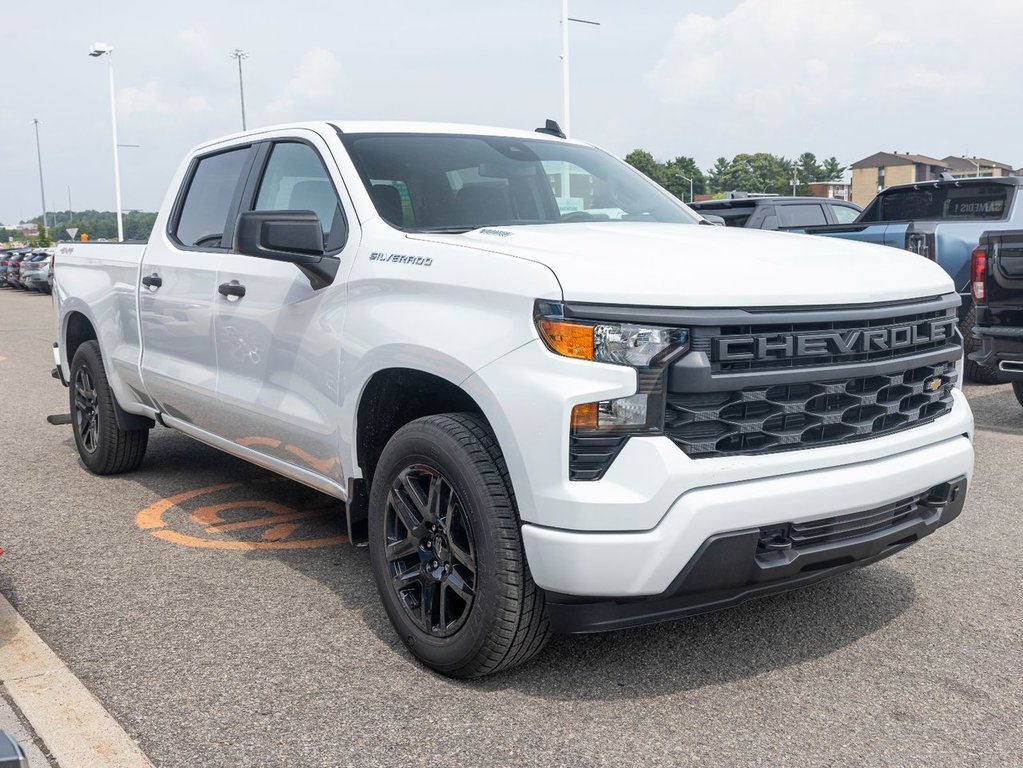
[559,1,599,138]
[676,173,694,204]
[89,42,124,242]
[30,119,48,237]
[230,49,249,131]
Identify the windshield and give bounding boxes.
[859,183,1013,222]
[340,133,700,232]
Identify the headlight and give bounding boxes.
[534,302,689,366]
[535,301,690,436]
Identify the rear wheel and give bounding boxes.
[1013,382,1023,409]
[368,413,549,678]
[961,302,1001,384]
[70,341,149,474]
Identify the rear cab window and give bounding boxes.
[171,147,252,249]
[860,183,1013,222]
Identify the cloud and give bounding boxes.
[267,48,344,116]
[645,0,1018,128]
[117,82,212,120]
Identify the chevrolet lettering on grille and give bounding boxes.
[714,317,958,362]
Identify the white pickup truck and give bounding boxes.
[53,120,975,677]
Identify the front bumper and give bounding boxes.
[544,474,967,633]
[522,430,974,601]
[971,325,1023,382]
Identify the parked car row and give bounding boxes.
[0,248,54,293]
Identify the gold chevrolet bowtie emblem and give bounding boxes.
[924,376,943,392]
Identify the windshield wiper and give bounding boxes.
[415,226,477,234]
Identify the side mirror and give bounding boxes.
[701,214,727,227]
[233,210,339,289]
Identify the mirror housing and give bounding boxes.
[233,210,339,289]
[701,214,727,227]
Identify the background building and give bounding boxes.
[940,156,1015,179]
[849,152,948,207]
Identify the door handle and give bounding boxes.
[141,273,162,289]
[218,280,246,299]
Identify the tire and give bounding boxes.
[69,340,149,474]
[1014,382,1023,409]
[368,413,549,678]
[961,302,1001,384]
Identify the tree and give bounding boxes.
[623,149,665,184]
[711,153,793,196]
[820,157,846,182]
[662,156,706,201]
[707,157,731,194]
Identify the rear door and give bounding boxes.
[207,132,356,484]
[139,144,255,425]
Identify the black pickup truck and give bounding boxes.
[970,229,1023,408]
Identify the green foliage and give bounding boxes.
[624,149,665,184]
[30,210,158,241]
[662,157,706,201]
[626,148,849,200]
[624,151,706,201]
[709,153,794,195]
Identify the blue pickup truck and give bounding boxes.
[804,177,1023,382]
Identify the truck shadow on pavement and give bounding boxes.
[67,428,917,701]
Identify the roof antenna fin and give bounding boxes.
[535,119,566,139]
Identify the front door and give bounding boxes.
[208,136,354,485]
[139,145,255,426]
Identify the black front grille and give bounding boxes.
[697,306,959,373]
[665,362,954,459]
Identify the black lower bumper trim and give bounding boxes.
[546,476,968,634]
[971,326,1023,381]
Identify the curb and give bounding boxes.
[0,593,155,768]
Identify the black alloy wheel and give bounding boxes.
[73,366,100,454]
[68,340,149,474]
[384,464,477,637]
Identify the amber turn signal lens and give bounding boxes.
[571,402,599,430]
[537,319,594,361]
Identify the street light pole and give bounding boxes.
[89,43,124,242]
[230,49,247,131]
[30,119,48,238]
[559,1,600,138]
[676,173,694,204]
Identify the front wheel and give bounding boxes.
[1013,382,1023,409]
[69,341,149,474]
[368,413,549,678]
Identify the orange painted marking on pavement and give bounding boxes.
[204,510,320,534]
[135,482,347,550]
[190,499,294,526]
[150,530,347,550]
[135,483,240,529]
[0,355,7,362]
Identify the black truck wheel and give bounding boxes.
[368,413,549,678]
[1013,382,1023,409]
[69,341,149,474]
[961,303,1001,384]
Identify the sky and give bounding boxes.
[1,0,1021,224]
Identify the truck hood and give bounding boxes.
[414,223,954,307]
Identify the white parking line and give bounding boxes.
[0,594,154,768]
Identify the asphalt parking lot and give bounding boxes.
[1,288,1022,767]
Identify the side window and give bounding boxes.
[173,147,251,248]
[778,203,827,227]
[832,205,861,224]
[253,142,344,250]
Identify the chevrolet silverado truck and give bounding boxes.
[803,176,1023,383]
[53,121,975,677]
[970,229,1023,407]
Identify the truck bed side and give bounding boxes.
[54,242,149,415]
